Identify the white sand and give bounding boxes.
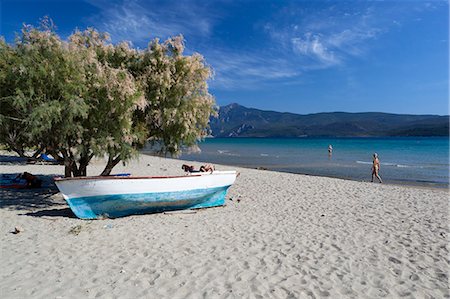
[1,153,448,298]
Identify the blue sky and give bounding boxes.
[1,0,448,115]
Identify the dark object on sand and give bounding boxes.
[12,226,23,234]
[0,172,41,189]
[18,172,42,188]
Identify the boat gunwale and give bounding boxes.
[54,172,236,182]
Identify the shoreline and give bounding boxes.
[274,169,449,190]
[1,152,449,298]
[174,136,449,190]
[2,150,448,191]
[163,154,449,191]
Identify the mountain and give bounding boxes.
[209,103,449,137]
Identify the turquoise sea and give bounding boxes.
[178,137,449,188]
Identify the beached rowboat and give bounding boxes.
[54,171,237,219]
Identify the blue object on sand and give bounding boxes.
[40,154,57,162]
[0,174,27,189]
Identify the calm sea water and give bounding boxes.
[178,137,449,188]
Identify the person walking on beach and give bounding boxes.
[371,153,383,183]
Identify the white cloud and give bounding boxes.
[85,0,215,43]
[262,4,387,69]
[291,33,339,66]
[80,0,446,93]
[207,3,392,90]
[205,49,300,90]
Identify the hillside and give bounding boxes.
[209,103,449,137]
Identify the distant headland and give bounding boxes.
[210,103,449,137]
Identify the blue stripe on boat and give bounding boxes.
[65,185,231,219]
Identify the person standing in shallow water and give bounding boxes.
[371,153,383,183]
[328,144,333,158]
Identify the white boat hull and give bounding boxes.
[54,171,237,219]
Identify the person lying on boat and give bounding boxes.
[200,164,215,172]
[182,164,215,173]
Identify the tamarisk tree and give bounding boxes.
[97,35,216,175]
[0,20,90,168]
[0,19,215,177]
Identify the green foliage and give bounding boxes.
[137,36,216,155]
[0,20,89,158]
[0,19,215,176]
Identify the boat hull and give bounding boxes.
[54,171,236,219]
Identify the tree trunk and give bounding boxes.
[64,160,73,178]
[77,153,94,177]
[100,155,122,176]
[61,149,94,177]
[72,163,81,177]
[7,133,27,158]
[10,145,26,158]
[62,149,75,178]
[78,164,87,176]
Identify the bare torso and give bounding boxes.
[372,158,380,173]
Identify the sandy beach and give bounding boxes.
[0,153,448,298]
